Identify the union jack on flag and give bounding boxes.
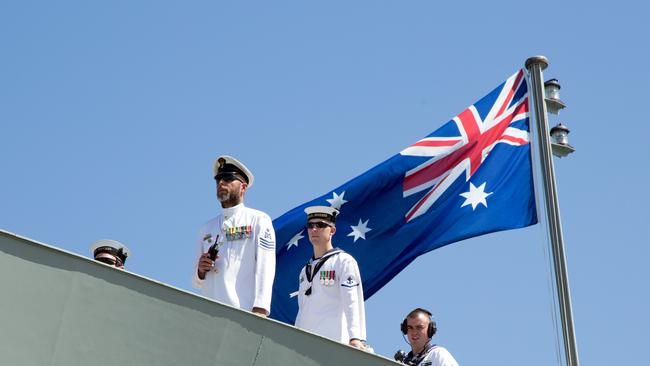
[402,70,529,221]
[270,69,538,324]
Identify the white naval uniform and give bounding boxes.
[192,203,276,314]
[408,344,460,366]
[295,248,366,344]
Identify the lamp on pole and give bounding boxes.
[543,78,576,158]
[525,56,580,366]
[550,123,575,158]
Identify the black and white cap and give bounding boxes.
[213,155,254,188]
[304,205,339,224]
[91,239,130,264]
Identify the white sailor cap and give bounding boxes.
[304,205,339,224]
[213,155,254,188]
[91,239,130,264]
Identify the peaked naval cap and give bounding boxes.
[213,155,254,188]
[91,239,130,263]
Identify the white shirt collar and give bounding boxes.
[222,203,245,219]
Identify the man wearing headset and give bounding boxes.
[400,308,459,366]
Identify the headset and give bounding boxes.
[400,308,437,339]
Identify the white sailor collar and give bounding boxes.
[310,247,342,262]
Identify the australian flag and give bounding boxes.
[270,69,537,323]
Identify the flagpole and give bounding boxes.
[525,56,580,366]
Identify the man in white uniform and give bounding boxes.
[192,155,276,316]
[295,206,366,348]
[399,308,459,366]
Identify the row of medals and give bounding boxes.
[320,270,335,285]
[202,225,252,245]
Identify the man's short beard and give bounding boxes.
[218,190,242,207]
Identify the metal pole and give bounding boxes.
[525,56,580,366]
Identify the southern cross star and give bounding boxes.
[459,182,493,210]
[348,218,372,242]
[326,191,348,210]
[286,230,304,250]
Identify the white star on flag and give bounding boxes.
[326,191,348,210]
[289,291,299,298]
[348,219,372,242]
[285,230,304,250]
[459,182,493,210]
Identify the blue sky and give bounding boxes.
[1,1,648,365]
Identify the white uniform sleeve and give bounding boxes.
[252,214,276,314]
[294,267,307,327]
[339,255,366,341]
[192,226,207,289]
[422,346,460,366]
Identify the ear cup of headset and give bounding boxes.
[400,318,408,335]
[428,319,437,338]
